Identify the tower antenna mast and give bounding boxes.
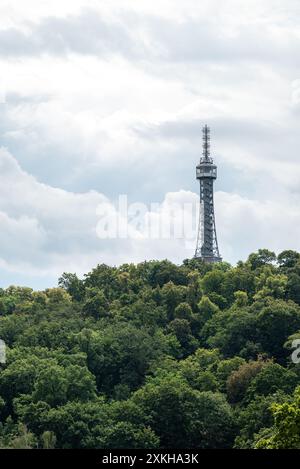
[202,124,211,161]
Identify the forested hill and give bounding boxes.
[1,249,300,449]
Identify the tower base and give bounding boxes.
[194,255,222,263]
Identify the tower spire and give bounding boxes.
[202,124,211,162]
[195,125,222,263]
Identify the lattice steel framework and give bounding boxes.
[194,125,222,262]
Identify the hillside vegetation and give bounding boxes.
[1,249,300,449]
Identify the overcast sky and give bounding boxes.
[0,0,300,288]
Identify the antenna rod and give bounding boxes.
[202,125,211,161]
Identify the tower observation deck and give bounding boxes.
[194,125,222,263]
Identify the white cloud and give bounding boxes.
[216,191,300,261]
[0,148,300,288]
[0,148,110,276]
[0,1,299,286]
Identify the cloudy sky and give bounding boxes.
[0,0,300,288]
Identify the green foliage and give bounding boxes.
[132,374,235,448]
[72,323,171,394]
[245,363,298,401]
[82,288,109,319]
[255,300,300,361]
[254,271,288,300]
[0,251,300,448]
[286,273,300,305]
[197,296,219,326]
[226,360,267,403]
[202,270,225,296]
[234,392,289,448]
[247,249,277,270]
[277,250,300,270]
[0,420,37,449]
[202,308,259,359]
[233,291,248,307]
[41,430,57,449]
[167,319,198,356]
[161,282,187,320]
[174,302,194,321]
[255,387,300,449]
[32,363,96,407]
[215,357,246,392]
[58,273,85,301]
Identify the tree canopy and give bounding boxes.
[0,249,300,448]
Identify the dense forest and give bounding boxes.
[1,249,300,449]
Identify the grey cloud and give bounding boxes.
[0,9,142,59]
[0,7,299,69]
[133,114,300,197]
[0,149,197,287]
[145,18,295,65]
[134,115,294,157]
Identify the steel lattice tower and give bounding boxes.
[194,125,222,262]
